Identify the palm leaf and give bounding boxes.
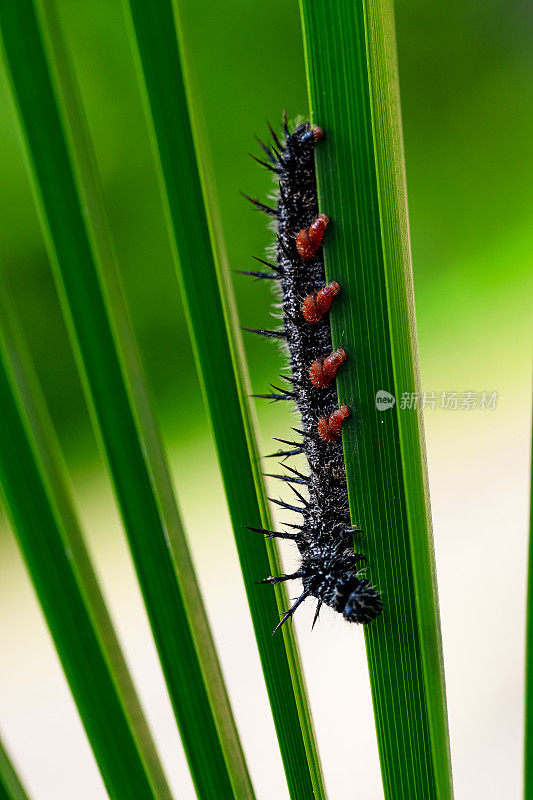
[0,287,163,800]
[0,0,252,796]
[123,1,326,797]
[0,736,30,800]
[299,0,454,797]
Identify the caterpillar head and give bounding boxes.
[342,579,383,624]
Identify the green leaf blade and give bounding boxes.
[123,1,327,797]
[300,1,454,798]
[0,1,252,797]
[0,298,160,800]
[0,737,30,800]
[0,282,173,800]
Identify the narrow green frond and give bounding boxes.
[0,293,161,800]
[0,1,251,797]
[299,1,454,798]
[0,737,30,800]
[123,1,326,797]
[0,283,172,800]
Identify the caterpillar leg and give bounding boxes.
[318,404,351,442]
[302,281,341,323]
[309,348,347,388]
[296,214,329,259]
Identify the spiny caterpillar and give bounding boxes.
[242,114,382,632]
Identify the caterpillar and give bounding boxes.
[242,114,382,632]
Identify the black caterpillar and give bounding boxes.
[242,114,382,632]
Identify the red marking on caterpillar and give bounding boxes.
[302,281,341,324]
[309,348,347,388]
[318,404,351,442]
[241,115,382,630]
[296,213,329,260]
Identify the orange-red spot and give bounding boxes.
[296,213,329,260]
[309,348,347,388]
[318,405,351,442]
[312,125,324,142]
[302,281,341,324]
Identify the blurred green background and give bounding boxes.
[0,1,531,799]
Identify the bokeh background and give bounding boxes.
[0,0,531,798]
